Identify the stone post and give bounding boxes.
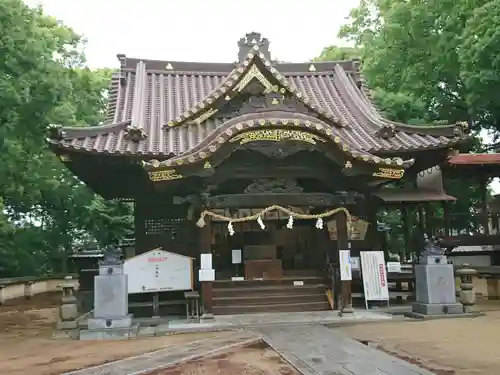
[456,263,477,313]
[24,281,34,299]
[56,276,79,330]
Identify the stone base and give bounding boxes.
[87,314,133,330]
[56,320,78,330]
[52,329,79,339]
[412,302,463,315]
[79,324,139,340]
[406,311,485,320]
[201,313,214,321]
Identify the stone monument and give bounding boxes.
[80,246,138,340]
[411,235,463,317]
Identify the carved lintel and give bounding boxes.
[207,192,363,209]
[149,169,183,182]
[230,129,326,145]
[244,178,303,194]
[372,167,404,179]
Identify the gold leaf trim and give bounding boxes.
[149,169,183,182]
[372,168,404,180]
[229,129,326,145]
[233,64,274,93]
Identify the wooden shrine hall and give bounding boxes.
[47,32,472,316]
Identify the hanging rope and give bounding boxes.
[196,205,351,235]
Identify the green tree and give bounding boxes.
[0,1,132,276]
[314,0,497,257]
[313,46,361,61]
[338,0,500,131]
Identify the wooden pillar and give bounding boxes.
[367,197,379,251]
[401,206,410,262]
[442,201,450,237]
[199,216,213,318]
[133,197,147,254]
[479,175,489,235]
[336,211,353,314]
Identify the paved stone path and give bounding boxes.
[257,326,434,375]
[63,330,260,375]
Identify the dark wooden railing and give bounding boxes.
[432,212,500,247]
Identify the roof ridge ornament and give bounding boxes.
[162,39,348,130]
[238,32,270,62]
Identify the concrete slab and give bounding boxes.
[257,325,434,375]
[62,330,260,375]
[163,310,392,333]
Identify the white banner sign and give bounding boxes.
[339,250,352,281]
[232,249,242,264]
[200,253,212,270]
[360,251,389,301]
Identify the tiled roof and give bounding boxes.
[448,153,500,165]
[47,34,468,159]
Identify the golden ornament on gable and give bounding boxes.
[372,168,404,180]
[149,169,183,182]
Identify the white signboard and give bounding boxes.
[387,262,402,273]
[360,251,389,301]
[200,253,212,270]
[339,250,352,281]
[232,249,242,264]
[124,249,193,294]
[351,257,360,271]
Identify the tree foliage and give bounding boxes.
[0,1,132,277]
[314,0,500,257]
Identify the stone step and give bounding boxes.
[212,276,325,288]
[213,301,330,315]
[213,284,327,298]
[213,293,327,307]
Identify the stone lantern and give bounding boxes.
[456,263,477,313]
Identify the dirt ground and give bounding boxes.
[338,301,500,375]
[0,293,223,375]
[147,342,299,375]
[0,294,297,375]
[2,294,500,375]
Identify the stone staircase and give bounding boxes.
[212,271,330,315]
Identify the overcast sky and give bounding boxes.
[25,0,358,68]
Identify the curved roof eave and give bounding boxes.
[142,112,414,171]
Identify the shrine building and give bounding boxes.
[47,32,470,315]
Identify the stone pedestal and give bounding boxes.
[411,253,462,317]
[78,247,138,340]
